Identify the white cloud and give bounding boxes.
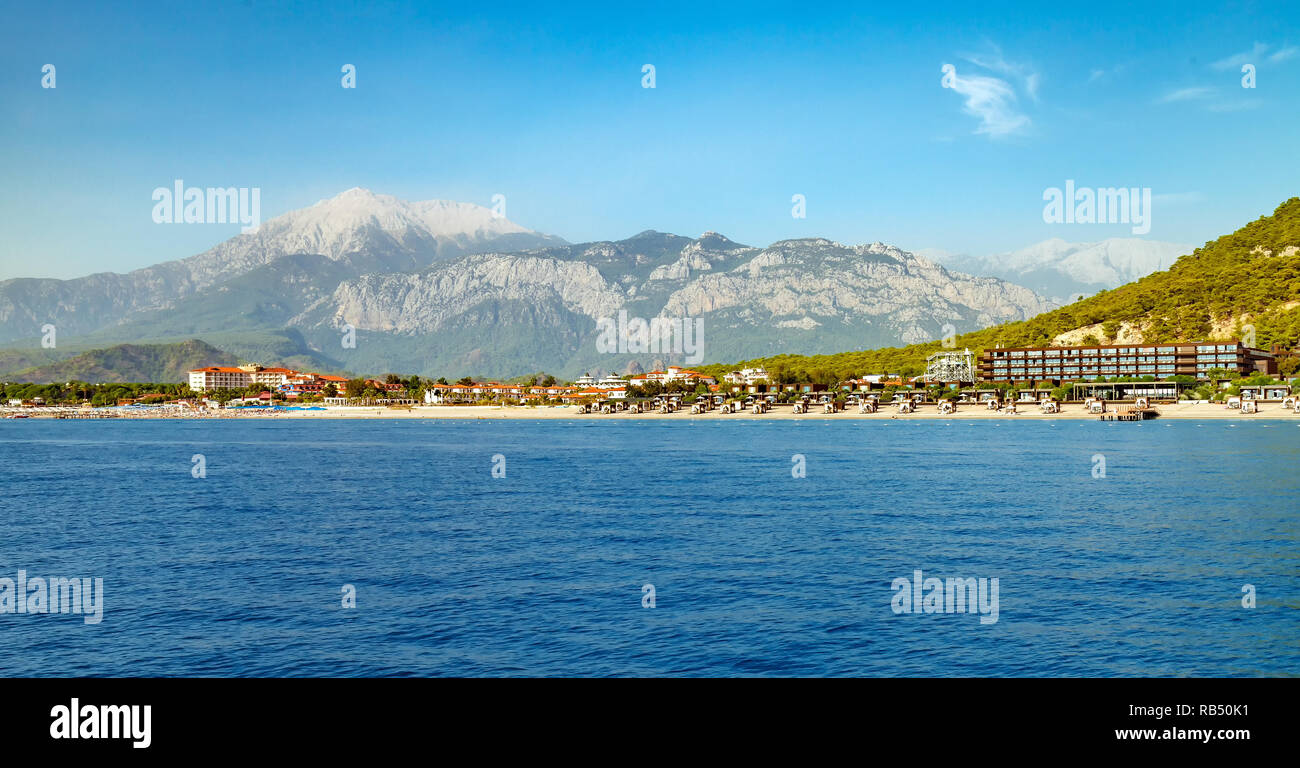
[1269,46,1299,63]
[1211,42,1298,69]
[941,63,1031,137]
[1157,86,1215,103]
[962,43,1041,101]
[1156,85,1260,112]
[1211,42,1270,70]
[1207,99,1262,112]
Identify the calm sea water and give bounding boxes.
[1,418,1296,677]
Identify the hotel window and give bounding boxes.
[1217,354,1236,362]
[1198,345,1216,353]
[1139,347,1155,354]
[1010,351,1025,358]
[1158,346,1176,353]
[1027,350,1043,357]
[1218,345,1234,352]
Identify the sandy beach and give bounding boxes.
[8,400,1288,421]
[300,402,1300,420]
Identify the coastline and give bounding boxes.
[6,401,1297,420]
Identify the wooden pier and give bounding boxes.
[1099,407,1160,422]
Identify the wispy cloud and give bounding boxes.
[1157,86,1215,103]
[1086,62,1130,84]
[1211,41,1298,68]
[961,43,1041,101]
[941,64,1031,137]
[1211,42,1270,70]
[1269,45,1299,63]
[1156,85,1261,112]
[1207,99,1262,112]
[940,44,1039,139]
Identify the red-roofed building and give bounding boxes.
[188,366,252,391]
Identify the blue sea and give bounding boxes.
[1,419,1296,677]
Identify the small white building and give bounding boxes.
[630,366,718,387]
[723,367,769,385]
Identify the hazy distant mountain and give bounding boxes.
[0,188,564,345]
[0,191,1053,380]
[920,238,1192,301]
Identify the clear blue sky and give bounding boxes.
[2,0,1298,279]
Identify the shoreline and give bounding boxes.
[5,402,1297,421]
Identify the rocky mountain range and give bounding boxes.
[0,189,1055,381]
[0,188,565,345]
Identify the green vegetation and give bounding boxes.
[698,198,1300,380]
[2,340,238,384]
[2,381,194,406]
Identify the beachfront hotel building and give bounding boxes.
[978,340,1277,383]
[189,363,304,391]
[188,366,253,391]
[188,364,342,393]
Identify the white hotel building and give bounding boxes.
[188,364,301,391]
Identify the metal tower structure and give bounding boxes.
[923,348,976,384]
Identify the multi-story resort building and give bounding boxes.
[188,364,348,396]
[188,366,254,391]
[979,340,1276,383]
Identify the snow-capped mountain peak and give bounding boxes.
[277,188,534,244]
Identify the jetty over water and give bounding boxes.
[1099,406,1160,421]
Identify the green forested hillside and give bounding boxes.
[3,340,238,384]
[699,198,1300,381]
